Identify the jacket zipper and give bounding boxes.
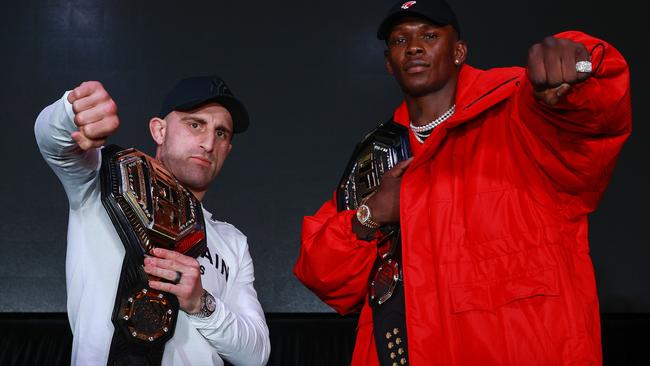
[463,76,520,111]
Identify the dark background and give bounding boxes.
[0,0,648,314]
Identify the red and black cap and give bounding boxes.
[159,75,250,134]
[377,0,461,40]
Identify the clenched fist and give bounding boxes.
[527,37,592,106]
[67,81,119,150]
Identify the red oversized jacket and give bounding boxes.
[295,31,631,365]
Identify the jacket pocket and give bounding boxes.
[450,266,559,313]
[447,246,560,313]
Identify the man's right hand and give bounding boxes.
[67,81,119,150]
[365,157,413,225]
[352,157,413,239]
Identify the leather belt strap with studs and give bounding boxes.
[370,233,409,366]
[100,145,207,365]
[335,120,411,365]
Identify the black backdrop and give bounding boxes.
[0,0,648,314]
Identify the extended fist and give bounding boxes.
[67,81,119,150]
[527,37,591,105]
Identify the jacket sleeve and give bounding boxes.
[514,30,632,217]
[294,193,378,315]
[34,92,101,209]
[188,242,270,366]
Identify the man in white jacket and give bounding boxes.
[34,76,270,366]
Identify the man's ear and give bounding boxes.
[385,50,395,75]
[149,117,167,145]
[454,40,468,65]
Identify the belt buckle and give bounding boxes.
[370,255,401,306]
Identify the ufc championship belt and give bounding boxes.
[100,144,207,366]
[337,120,412,366]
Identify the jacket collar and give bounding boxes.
[393,64,525,170]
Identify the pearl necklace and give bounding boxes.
[409,105,456,143]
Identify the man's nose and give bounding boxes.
[199,132,215,152]
[406,40,425,56]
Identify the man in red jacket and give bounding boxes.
[294,0,632,365]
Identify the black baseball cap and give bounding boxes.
[159,75,250,134]
[377,0,461,40]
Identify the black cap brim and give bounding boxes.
[159,75,250,134]
[173,95,250,134]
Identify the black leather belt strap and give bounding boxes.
[100,145,206,366]
[371,233,409,366]
[333,119,412,366]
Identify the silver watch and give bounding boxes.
[357,204,380,229]
[188,290,216,318]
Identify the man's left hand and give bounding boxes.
[144,248,204,314]
[527,36,591,105]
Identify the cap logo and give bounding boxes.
[210,79,230,95]
[401,1,417,9]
